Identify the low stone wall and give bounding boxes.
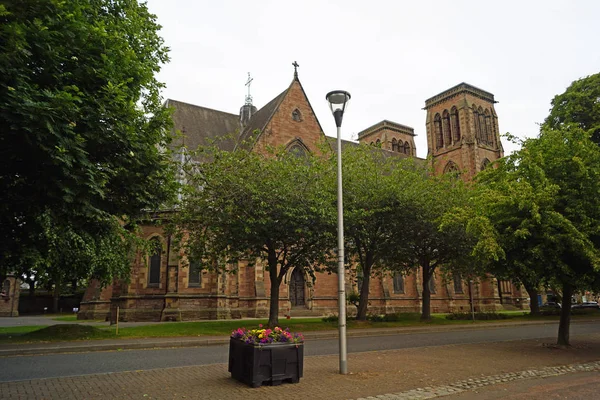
[79,292,520,322]
[77,300,110,321]
[0,276,20,317]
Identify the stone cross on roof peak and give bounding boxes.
[292,61,299,78]
[244,72,253,105]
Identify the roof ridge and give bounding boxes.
[167,99,238,118]
[357,119,416,139]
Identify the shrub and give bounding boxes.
[321,314,339,323]
[366,313,404,322]
[347,292,360,309]
[366,314,385,322]
[445,312,511,321]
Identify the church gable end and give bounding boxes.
[251,77,328,156]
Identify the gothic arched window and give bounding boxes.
[148,238,162,286]
[188,260,202,287]
[473,108,481,142]
[393,272,404,294]
[484,109,493,145]
[481,158,491,171]
[376,139,381,147]
[404,142,410,155]
[444,161,460,175]
[450,107,461,143]
[397,140,404,153]
[434,114,443,149]
[453,273,463,294]
[288,142,309,158]
[478,107,485,143]
[442,110,451,147]
[391,138,398,152]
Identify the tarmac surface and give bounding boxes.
[0,318,599,399]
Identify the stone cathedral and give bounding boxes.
[79,68,525,322]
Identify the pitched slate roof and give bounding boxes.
[235,89,288,150]
[325,137,425,166]
[325,136,359,154]
[357,120,416,140]
[166,99,239,154]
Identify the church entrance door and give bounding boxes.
[289,268,305,307]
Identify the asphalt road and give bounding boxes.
[1,322,599,383]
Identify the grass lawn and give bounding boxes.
[0,311,586,344]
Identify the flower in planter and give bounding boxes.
[231,326,304,345]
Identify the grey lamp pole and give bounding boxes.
[326,90,351,375]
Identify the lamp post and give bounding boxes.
[326,90,351,375]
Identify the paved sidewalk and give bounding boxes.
[444,369,600,399]
[1,334,600,399]
[1,318,592,356]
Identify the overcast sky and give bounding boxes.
[146,0,600,157]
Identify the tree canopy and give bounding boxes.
[0,0,176,283]
[176,145,335,326]
[472,126,600,345]
[337,145,415,320]
[392,165,475,320]
[543,73,600,144]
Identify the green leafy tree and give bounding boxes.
[338,145,414,320]
[176,145,335,327]
[472,127,600,345]
[472,151,556,316]
[0,0,176,282]
[395,168,475,321]
[544,73,600,143]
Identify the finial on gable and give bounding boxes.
[292,61,299,78]
[240,72,257,127]
[245,72,253,106]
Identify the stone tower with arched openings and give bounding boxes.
[424,83,503,178]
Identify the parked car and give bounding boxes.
[571,301,599,309]
[541,302,561,309]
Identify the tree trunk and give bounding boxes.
[523,283,540,315]
[557,282,573,346]
[421,266,432,321]
[468,280,475,321]
[355,263,372,321]
[52,283,61,314]
[28,279,36,298]
[267,248,280,327]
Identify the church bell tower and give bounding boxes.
[424,83,503,178]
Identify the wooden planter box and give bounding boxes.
[228,338,304,387]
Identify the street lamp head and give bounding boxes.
[326,90,351,127]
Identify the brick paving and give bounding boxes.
[2,334,600,400]
[357,361,600,399]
